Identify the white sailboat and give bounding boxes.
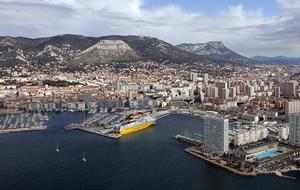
[56,143,60,152]
[82,152,87,162]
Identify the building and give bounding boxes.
[203,73,209,85]
[229,87,236,98]
[203,115,229,154]
[190,72,198,82]
[247,85,255,97]
[278,125,289,140]
[205,86,218,98]
[233,142,279,161]
[117,82,150,92]
[280,81,297,97]
[289,113,300,146]
[215,81,227,95]
[285,100,300,115]
[273,87,280,98]
[221,88,229,100]
[241,113,259,123]
[234,126,268,146]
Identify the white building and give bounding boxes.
[278,125,289,140]
[203,115,229,154]
[203,73,209,85]
[247,85,255,97]
[190,72,198,82]
[234,126,268,146]
[289,113,300,146]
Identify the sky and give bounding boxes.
[0,0,299,57]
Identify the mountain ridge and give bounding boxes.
[0,34,259,69]
[176,41,252,64]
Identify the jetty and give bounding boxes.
[173,135,203,146]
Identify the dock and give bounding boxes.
[173,135,203,146]
[65,123,121,139]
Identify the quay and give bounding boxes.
[185,147,257,177]
[64,123,121,139]
[182,145,299,179]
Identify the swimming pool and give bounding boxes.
[256,151,280,160]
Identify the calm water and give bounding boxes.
[0,112,299,190]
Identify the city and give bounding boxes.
[0,0,300,190]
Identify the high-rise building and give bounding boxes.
[221,88,229,100]
[273,86,280,98]
[280,81,298,97]
[289,113,300,146]
[215,81,227,96]
[227,80,232,88]
[205,86,218,98]
[247,85,255,97]
[239,81,246,94]
[203,115,229,154]
[285,100,300,115]
[203,73,209,85]
[190,72,198,82]
[229,87,236,98]
[236,85,240,95]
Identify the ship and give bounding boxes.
[113,116,156,135]
[127,111,152,123]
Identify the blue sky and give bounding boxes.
[0,0,299,57]
[143,0,279,16]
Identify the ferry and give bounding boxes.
[127,111,151,123]
[114,116,156,135]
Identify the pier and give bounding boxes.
[173,135,203,146]
[65,123,121,138]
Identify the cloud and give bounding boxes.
[0,0,299,57]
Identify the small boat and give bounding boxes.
[82,152,87,162]
[56,143,60,152]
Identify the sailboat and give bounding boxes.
[82,152,87,162]
[56,143,60,152]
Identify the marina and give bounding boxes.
[0,112,48,134]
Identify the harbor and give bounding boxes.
[1,112,300,190]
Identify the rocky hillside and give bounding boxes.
[1,35,263,69]
[0,34,212,69]
[176,41,251,64]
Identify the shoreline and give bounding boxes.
[185,147,257,177]
[185,147,299,179]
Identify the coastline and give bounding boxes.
[185,147,257,177]
[185,147,299,179]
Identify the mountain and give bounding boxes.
[0,34,213,69]
[72,39,142,64]
[176,41,252,64]
[251,56,300,64]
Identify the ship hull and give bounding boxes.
[119,121,156,135]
